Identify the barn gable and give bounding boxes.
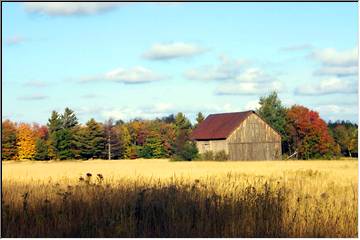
[227,113,281,160]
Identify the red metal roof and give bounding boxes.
[191,111,255,140]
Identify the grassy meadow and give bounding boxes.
[2,159,358,237]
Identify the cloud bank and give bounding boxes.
[312,47,358,77]
[294,78,357,96]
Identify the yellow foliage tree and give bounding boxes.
[17,123,36,160]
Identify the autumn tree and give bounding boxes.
[116,124,131,159]
[286,105,337,159]
[331,124,358,157]
[104,119,122,159]
[17,123,36,160]
[2,120,18,160]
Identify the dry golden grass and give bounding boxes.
[2,159,358,237]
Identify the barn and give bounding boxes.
[191,111,282,160]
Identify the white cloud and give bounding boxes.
[314,66,358,77]
[314,103,358,122]
[101,103,175,120]
[311,47,358,77]
[23,2,121,16]
[312,48,357,67]
[294,78,357,95]
[6,36,25,46]
[81,66,167,84]
[143,42,206,60]
[184,55,246,81]
[235,68,274,82]
[216,81,285,95]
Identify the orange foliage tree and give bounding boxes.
[17,123,36,160]
[2,120,18,160]
[286,105,338,159]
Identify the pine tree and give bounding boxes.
[34,138,50,160]
[195,112,205,128]
[61,107,78,129]
[257,91,289,153]
[47,111,62,159]
[47,111,62,134]
[51,107,79,160]
[79,119,106,159]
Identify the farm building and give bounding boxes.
[191,111,281,160]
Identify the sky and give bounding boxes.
[2,2,358,124]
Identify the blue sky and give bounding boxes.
[2,2,358,124]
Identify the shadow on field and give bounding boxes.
[2,173,357,238]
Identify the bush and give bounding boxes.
[214,150,229,161]
[172,141,198,161]
[198,150,228,161]
[200,151,214,160]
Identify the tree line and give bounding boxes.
[2,92,357,161]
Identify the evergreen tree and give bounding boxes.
[56,108,80,159]
[61,107,78,129]
[257,91,289,153]
[175,112,192,131]
[34,138,50,160]
[47,111,62,134]
[79,119,106,159]
[195,112,205,128]
[47,111,62,159]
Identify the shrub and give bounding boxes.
[214,150,229,161]
[172,141,198,161]
[198,150,228,161]
[199,151,214,160]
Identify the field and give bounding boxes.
[2,159,358,237]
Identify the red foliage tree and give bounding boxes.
[286,105,337,159]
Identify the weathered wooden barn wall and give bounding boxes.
[196,140,228,154]
[226,114,281,160]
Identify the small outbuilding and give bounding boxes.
[191,110,281,160]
